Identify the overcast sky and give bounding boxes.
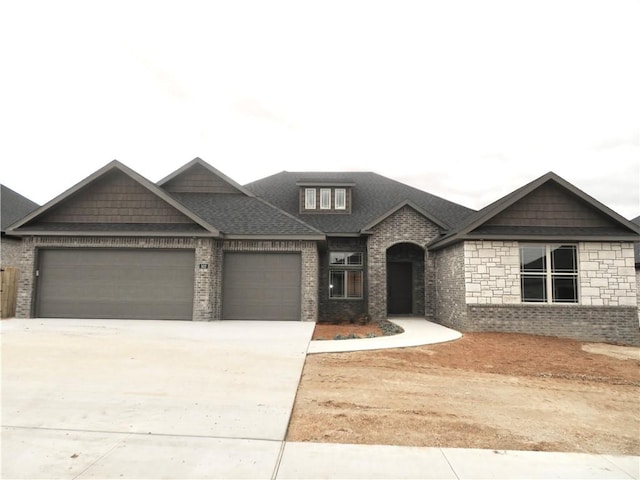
[1,0,638,219]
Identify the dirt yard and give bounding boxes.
[288,331,640,455]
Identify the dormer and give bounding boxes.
[296,180,355,214]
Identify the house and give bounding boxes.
[1,185,39,269]
[632,215,640,320]
[6,158,640,345]
[1,185,39,318]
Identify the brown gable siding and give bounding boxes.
[40,170,194,224]
[162,163,243,194]
[486,182,614,228]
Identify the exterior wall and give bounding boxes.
[163,164,242,194]
[578,242,637,307]
[15,236,213,321]
[637,268,640,321]
[434,242,467,330]
[464,241,520,305]
[1,237,23,268]
[466,305,639,346]
[438,240,640,345]
[319,237,367,322]
[367,206,440,321]
[220,239,319,322]
[38,170,193,224]
[488,183,613,228]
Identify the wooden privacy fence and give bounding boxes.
[1,267,19,318]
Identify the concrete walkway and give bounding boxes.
[308,317,462,353]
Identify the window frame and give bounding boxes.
[334,188,346,210]
[520,244,579,304]
[329,251,364,299]
[305,188,316,210]
[320,188,332,209]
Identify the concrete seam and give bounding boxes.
[439,448,461,480]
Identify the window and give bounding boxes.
[520,245,578,303]
[329,252,363,299]
[335,188,346,210]
[320,188,331,209]
[305,188,316,209]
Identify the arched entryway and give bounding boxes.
[386,242,425,316]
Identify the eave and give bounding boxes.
[428,233,640,250]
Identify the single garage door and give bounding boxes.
[222,252,301,320]
[36,249,195,320]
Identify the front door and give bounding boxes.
[387,262,412,314]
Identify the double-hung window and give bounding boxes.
[320,188,331,209]
[334,188,346,210]
[329,252,363,299]
[520,244,578,303]
[305,188,316,209]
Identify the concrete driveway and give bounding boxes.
[1,318,314,479]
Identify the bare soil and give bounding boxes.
[288,332,640,455]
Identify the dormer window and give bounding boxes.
[298,180,355,213]
[335,189,346,210]
[305,188,316,209]
[320,189,331,209]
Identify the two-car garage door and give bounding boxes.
[35,249,302,321]
[36,249,195,320]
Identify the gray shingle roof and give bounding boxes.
[244,172,475,234]
[1,185,39,232]
[170,193,323,237]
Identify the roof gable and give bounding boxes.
[429,172,640,249]
[361,200,449,232]
[158,157,254,196]
[8,161,219,236]
[1,184,39,232]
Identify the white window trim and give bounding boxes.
[334,188,346,210]
[520,244,579,304]
[320,188,331,209]
[305,188,316,209]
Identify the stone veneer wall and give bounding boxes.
[15,236,212,321]
[434,242,467,330]
[578,242,637,307]
[221,239,319,322]
[464,241,520,304]
[367,206,440,321]
[450,240,640,345]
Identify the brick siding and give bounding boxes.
[367,206,440,320]
[1,237,23,268]
[466,304,640,346]
[15,236,210,320]
[434,243,467,330]
[221,239,318,322]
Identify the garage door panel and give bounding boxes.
[37,249,195,320]
[222,253,301,320]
